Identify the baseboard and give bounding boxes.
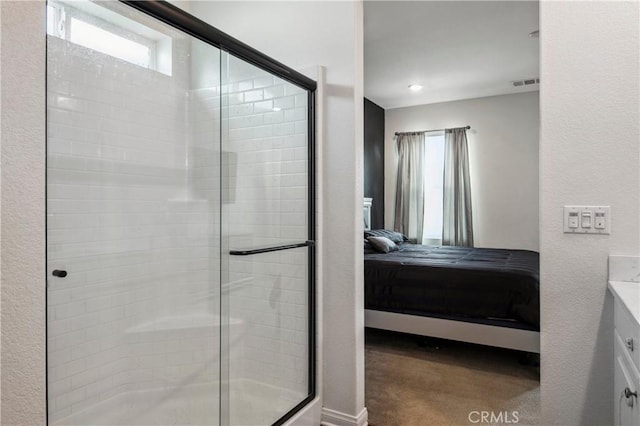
[321,407,368,426]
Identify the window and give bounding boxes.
[422,132,445,245]
[69,18,151,68]
[46,1,172,75]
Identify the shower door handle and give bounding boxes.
[229,240,314,256]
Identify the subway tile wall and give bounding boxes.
[222,64,309,404]
[47,34,222,423]
[47,19,310,426]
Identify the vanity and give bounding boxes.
[609,256,640,426]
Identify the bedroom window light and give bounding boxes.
[422,132,445,245]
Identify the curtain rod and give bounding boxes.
[394,125,470,136]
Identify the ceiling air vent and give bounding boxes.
[512,78,540,87]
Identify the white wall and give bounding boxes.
[385,92,539,251]
[0,1,47,424]
[540,1,639,425]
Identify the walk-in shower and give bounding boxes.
[46,1,315,424]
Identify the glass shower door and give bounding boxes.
[221,53,314,426]
[47,1,315,425]
[46,1,222,424]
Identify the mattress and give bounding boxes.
[364,244,540,330]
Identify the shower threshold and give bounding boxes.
[52,379,305,426]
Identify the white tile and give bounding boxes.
[284,108,306,122]
[253,100,273,112]
[49,319,72,336]
[273,96,295,110]
[56,387,86,410]
[55,301,86,320]
[48,138,73,155]
[253,76,273,89]
[71,368,101,388]
[264,85,285,100]
[55,358,87,381]
[284,84,304,97]
[49,348,73,367]
[294,121,307,134]
[252,126,275,139]
[49,378,72,396]
[274,123,295,136]
[243,89,264,103]
[100,358,129,376]
[71,142,101,158]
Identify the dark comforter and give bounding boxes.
[365,245,540,330]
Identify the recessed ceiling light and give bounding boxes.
[408,84,423,92]
[529,30,539,38]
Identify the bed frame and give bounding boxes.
[363,197,372,231]
[365,309,540,353]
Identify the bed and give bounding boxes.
[364,230,540,353]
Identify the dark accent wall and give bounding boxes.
[364,98,385,229]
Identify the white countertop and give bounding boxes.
[609,280,640,325]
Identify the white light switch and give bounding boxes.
[568,212,579,229]
[564,206,610,234]
[593,206,610,232]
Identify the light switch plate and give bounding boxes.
[564,206,610,234]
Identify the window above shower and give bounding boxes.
[46,0,173,75]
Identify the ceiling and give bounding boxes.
[364,1,539,109]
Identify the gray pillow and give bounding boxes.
[367,236,399,253]
[364,229,408,244]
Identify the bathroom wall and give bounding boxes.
[0,2,47,424]
[539,1,639,424]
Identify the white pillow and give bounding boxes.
[367,236,399,253]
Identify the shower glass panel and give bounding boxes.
[47,1,315,425]
[221,54,311,425]
[47,1,221,424]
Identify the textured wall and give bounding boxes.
[385,92,540,251]
[0,1,47,425]
[540,2,639,424]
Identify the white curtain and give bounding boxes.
[393,133,425,242]
[443,128,474,247]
